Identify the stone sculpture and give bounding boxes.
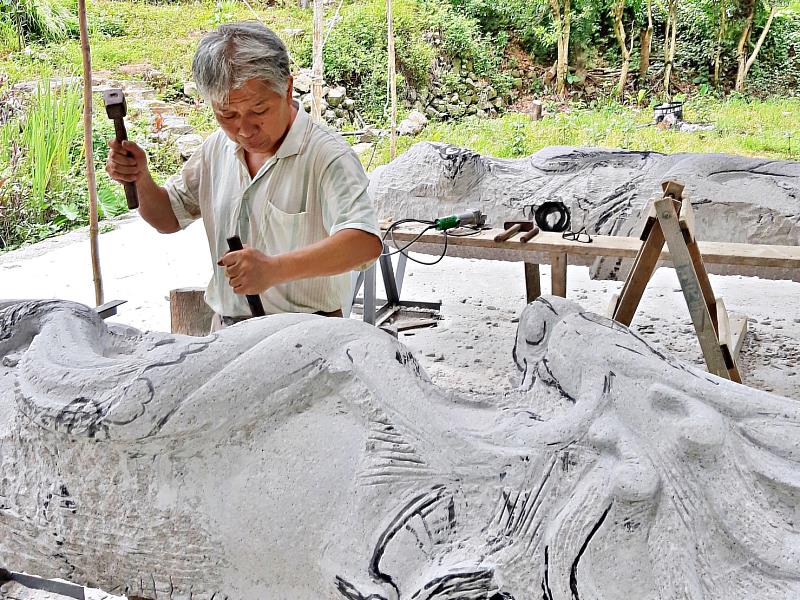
[369,143,800,279]
[2,298,800,599]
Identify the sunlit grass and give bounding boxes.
[363,96,800,170]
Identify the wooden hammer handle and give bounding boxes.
[520,226,541,243]
[112,117,139,209]
[493,223,523,243]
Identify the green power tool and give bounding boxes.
[433,209,486,231]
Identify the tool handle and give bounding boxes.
[493,223,522,243]
[226,236,266,317]
[520,226,541,243]
[113,117,139,209]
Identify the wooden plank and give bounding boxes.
[551,253,567,297]
[718,312,743,383]
[170,287,214,336]
[729,313,749,360]
[678,193,696,238]
[716,297,732,349]
[524,262,541,303]
[662,179,685,199]
[688,238,719,333]
[383,225,800,269]
[654,197,731,379]
[607,293,620,318]
[613,218,665,326]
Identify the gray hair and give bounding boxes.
[192,21,290,105]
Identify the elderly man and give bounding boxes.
[107,21,382,325]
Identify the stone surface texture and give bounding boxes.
[2,298,800,599]
[369,143,800,279]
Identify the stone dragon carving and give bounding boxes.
[1,298,799,599]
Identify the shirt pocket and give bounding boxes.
[259,201,312,256]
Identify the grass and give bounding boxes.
[0,0,311,85]
[363,96,800,170]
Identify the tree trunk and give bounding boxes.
[549,0,571,97]
[713,0,727,87]
[735,0,756,92]
[387,0,397,160]
[77,0,104,306]
[638,0,653,82]
[612,0,633,96]
[311,0,324,123]
[663,0,678,97]
[735,1,777,92]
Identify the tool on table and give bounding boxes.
[433,209,486,231]
[103,88,139,210]
[380,209,486,266]
[494,221,539,243]
[0,570,85,600]
[226,236,266,317]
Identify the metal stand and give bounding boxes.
[348,244,441,327]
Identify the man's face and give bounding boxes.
[212,77,294,156]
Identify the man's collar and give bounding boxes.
[275,102,308,159]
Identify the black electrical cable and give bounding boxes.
[530,201,571,233]
[381,218,483,266]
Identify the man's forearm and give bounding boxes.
[275,229,382,282]
[136,174,180,234]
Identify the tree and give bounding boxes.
[638,0,654,83]
[311,0,324,123]
[713,0,728,87]
[612,0,635,96]
[662,0,678,97]
[549,0,572,97]
[734,0,778,92]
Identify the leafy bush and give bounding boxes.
[0,74,129,249]
[0,0,77,49]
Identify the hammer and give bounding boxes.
[103,89,139,209]
[493,221,540,243]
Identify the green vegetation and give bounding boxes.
[365,96,800,168]
[0,0,798,250]
[0,0,76,49]
[0,76,128,249]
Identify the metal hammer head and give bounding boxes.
[503,220,536,232]
[102,88,127,119]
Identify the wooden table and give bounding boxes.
[383,225,800,301]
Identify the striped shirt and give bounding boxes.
[164,105,381,317]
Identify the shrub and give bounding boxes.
[0,0,77,49]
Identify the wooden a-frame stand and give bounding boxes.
[609,180,748,383]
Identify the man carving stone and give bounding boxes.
[106,22,382,325]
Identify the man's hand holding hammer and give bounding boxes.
[106,139,180,234]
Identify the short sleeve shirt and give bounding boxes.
[163,105,381,317]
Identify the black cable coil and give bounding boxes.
[533,201,571,233]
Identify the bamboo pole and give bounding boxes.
[311,0,324,123]
[386,0,397,160]
[77,0,103,305]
